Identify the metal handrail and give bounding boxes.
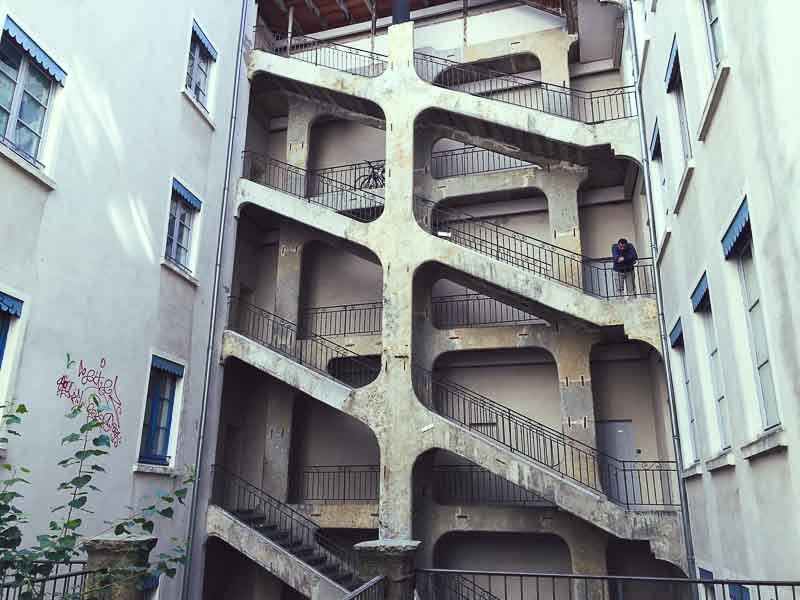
[302,301,383,337]
[432,464,553,507]
[242,152,385,223]
[430,145,537,179]
[413,365,679,508]
[254,27,387,78]
[413,51,637,123]
[416,197,656,299]
[0,562,109,599]
[291,465,380,504]
[431,293,546,328]
[343,576,386,600]
[212,465,360,577]
[228,297,381,387]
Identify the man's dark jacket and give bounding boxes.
[611,243,638,272]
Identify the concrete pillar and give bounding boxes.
[273,223,306,324]
[286,100,323,197]
[84,535,157,600]
[355,540,421,600]
[553,334,597,449]
[261,381,296,502]
[536,32,575,88]
[546,164,589,256]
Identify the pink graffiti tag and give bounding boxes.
[56,357,122,447]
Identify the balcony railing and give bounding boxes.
[254,27,387,77]
[433,464,553,507]
[413,52,637,123]
[432,293,546,328]
[292,465,380,504]
[315,160,386,191]
[417,569,800,600]
[212,465,359,577]
[413,366,679,509]
[345,577,386,600]
[430,145,536,179]
[302,302,383,337]
[0,562,110,599]
[242,152,384,222]
[416,198,656,299]
[228,297,381,387]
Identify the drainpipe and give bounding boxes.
[180,0,249,598]
[624,0,697,577]
[392,0,410,24]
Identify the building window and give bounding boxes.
[665,40,692,166]
[185,21,217,109]
[737,241,779,429]
[0,314,9,370]
[701,0,725,69]
[0,291,23,370]
[670,325,700,466]
[139,357,184,466]
[699,305,729,451]
[0,18,66,166]
[165,179,202,272]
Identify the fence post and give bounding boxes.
[354,540,420,600]
[84,535,157,600]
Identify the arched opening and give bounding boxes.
[431,278,546,329]
[606,538,687,598]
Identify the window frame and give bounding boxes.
[699,305,730,451]
[0,314,9,370]
[164,192,196,273]
[0,34,56,167]
[138,367,179,466]
[736,239,780,430]
[185,33,213,109]
[672,70,693,164]
[701,0,724,70]
[672,341,700,465]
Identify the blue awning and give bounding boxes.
[649,119,662,159]
[691,273,710,312]
[0,291,23,318]
[669,319,683,347]
[722,198,750,258]
[698,568,714,581]
[172,179,202,210]
[665,35,680,92]
[152,355,185,378]
[192,20,218,61]
[3,17,67,85]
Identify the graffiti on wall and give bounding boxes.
[56,355,123,447]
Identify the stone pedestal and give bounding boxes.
[354,540,421,600]
[84,535,157,600]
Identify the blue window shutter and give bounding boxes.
[698,568,714,580]
[139,368,177,465]
[649,119,662,159]
[665,35,680,92]
[721,198,751,258]
[192,20,218,61]
[0,291,23,318]
[152,355,185,378]
[729,584,750,600]
[691,273,710,312]
[172,179,202,211]
[3,17,67,84]
[669,319,683,347]
[0,315,9,369]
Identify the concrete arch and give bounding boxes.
[430,51,543,87]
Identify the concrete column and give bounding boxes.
[553,333,597,449]
[261,381,296,502]
[355,540,421,600]
[286,100,323,198]
[546,164,589,256]
[536,33,575,88]
[84,535,157,600]
[273,224,307,323]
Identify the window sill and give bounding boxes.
[182,89,216,130]
[672,162,695,215]
[705,449,735,473]
[0,142,56,191]
[681,461,703,480]
[696,64,731,142]
[133,463,177,477]
[161,258,199,287]
[655,227,672,265]
[741,426,787,461]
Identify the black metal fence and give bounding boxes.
[0,562,110,600]
[416,198,656,299]
[254,27,387,77]
[315,160,386,191]
[417,569,800,600]
[302,302,383,337]
[344,577,386,600]
[228,297,381,387]
[212,465,359,577]
[413,52,637,123]
[430,145,536,179]
[242,152,385,223]
[291,465,380,504]
[412,366,679,508]
[431,293,546,329]
[433,464,552,507]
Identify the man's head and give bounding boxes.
[617,238,628,251]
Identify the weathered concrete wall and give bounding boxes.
[300,242,383,308]
[309,120,386,170]
[436,531,572,573]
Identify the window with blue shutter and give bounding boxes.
[0,291,23,370]
[139,356,184,465]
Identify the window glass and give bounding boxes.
[165,192,196,271]
[139,368,178,464]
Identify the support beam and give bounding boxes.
[335,0,352,21]
[274,0,304,35]
[303,0,329,28]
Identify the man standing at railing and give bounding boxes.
[612,238,638,296]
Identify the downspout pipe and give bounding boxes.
[181,0,249,597]
[623,0,697,577]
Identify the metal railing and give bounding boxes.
[212,465,360,578]
[228,297,381,387]
[416,198,656,299]
[417,569,800,600]
[316,160,386,191]
[413,52,637,123]
[0,562,109,599]
[292,465,380,504]
[433,464,553,507]
[344,577,386,600]
[302,301,383,337]
[430,145,536,179]
[413,366,679,508]
[254,27,387,77]
[431,293,546,329]
[242,152,385,223]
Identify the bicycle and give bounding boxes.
[355,159,385,190]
